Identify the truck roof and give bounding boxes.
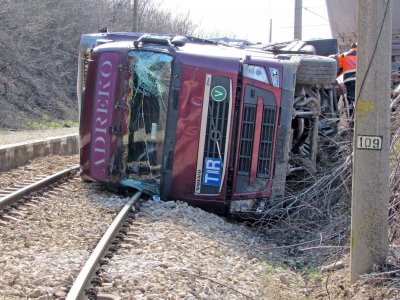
[88,33,283,74]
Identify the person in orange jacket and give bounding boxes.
[338,42,357,76]
[338,42,357,117]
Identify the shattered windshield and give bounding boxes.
[123,50,172,195]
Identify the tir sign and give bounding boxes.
[203,157,222,186]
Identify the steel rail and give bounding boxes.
[66,191,142,300]
[0,165,79,210]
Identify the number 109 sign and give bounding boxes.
[356,135,383,150]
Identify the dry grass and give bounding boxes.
[248,112,400,298]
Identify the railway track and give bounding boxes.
[67,191,142,300]
[0,165,79,211]
[61,198,279,300]
[0,158,137,298]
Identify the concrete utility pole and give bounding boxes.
[350,0,392,283]
[132,0,139,32]
[268,0,272,43]
[269,19,273,43]
[294,0,302,40]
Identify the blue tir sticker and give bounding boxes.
[203,157,222,186]
[269,67,280,87]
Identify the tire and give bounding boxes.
[290,55,338,85]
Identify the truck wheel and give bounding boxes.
[290,55,337,85]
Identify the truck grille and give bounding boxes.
[204,93,230,160]
[257,106,276,178]
[238,104,276,179]
[238,105,256,175]
[234,84,277,195]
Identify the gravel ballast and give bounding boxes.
[0,178,131,299]
[0,154,304,299]
[0,155,78,190]
[96,200,305,299]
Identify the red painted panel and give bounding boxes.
[80,52,99,177]
[90,52,119,182]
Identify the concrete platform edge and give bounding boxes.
[0,134,79,172]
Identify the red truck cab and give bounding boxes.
[78,33,337,216]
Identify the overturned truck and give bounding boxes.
[78,33,338,217]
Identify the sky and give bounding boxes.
[160,0,332,44]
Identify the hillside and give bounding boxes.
[0,1,85,129]
[0,0,197,129]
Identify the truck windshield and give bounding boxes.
[123,50,172,195]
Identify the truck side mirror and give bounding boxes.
[171,36,187,47]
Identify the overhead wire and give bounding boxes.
[302,6,329,22]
